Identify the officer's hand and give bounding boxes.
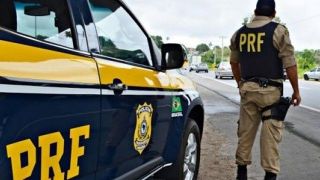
[291,92,301,106]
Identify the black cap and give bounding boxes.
[256,0,276,16]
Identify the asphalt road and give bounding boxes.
[188,71,320,147]
[183,71,320,180]
[195,71,320,112]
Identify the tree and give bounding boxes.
[201,50,215,65]
[213,46,221,50]
[212,46,222,65]
[151,35,164,48]
[223,46,231,59]
[315,50,320,65]
[296,49,317,70]
[242,15,254,26]
[65,31,72,38]
[242,17,249,26]
[35,35,48,40]
[273,16,286,26]
[196,43,210,54]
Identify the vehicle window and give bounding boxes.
[89,0,152,66]
[219,62,230,69]
[310,69,316,72]
[0,0,74,49]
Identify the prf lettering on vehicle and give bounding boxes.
[239,33,266,52]
[0,0,204,179]
[6,125,90,180]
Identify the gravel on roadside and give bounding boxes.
[198,119,236,180]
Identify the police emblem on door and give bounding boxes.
[134,103,153,154]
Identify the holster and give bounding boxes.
[261,97,291,121]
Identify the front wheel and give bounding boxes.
[304,74,309,80]
[183,122,200,180]
[156,119,201,180]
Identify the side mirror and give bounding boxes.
[161,43,185,70]
[24,5,50,16]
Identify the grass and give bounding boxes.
[298,69,306,79]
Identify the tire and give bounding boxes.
[196,71,199,73]
[215,75,218,79]
[156,119,201,180]
[304,74,309,80]
[205,70,208,73]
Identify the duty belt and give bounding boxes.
[243,77,283,88]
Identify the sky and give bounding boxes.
[124,0,320,50]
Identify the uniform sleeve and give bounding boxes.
[273,25,297,68]
[229,31,240,63]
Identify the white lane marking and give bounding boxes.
[193,73,320,113]
[213,79,237,88]
[283,83,310,90]
[193,73,237,87]
[300,105,320,113]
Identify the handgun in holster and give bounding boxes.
[261,97,292,122]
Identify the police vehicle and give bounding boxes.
[0,0,204,179]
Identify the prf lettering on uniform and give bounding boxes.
[6,125,90,180]
[239,33,266,52]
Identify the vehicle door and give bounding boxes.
[309,68,316,79]
[78,0,174,179]
[0,0,101,179]
[316,68,320,79]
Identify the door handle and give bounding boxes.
[108,83,127,91]
[107,79,128,95]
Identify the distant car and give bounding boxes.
[194,63,209,73]
[189,64,197,72]
[215,62,234,79]
[304,67,320,81]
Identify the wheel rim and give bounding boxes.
[183,133,197,180]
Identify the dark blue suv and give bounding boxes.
[0,0,204,179]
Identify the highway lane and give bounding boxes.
[182,70,320,149]
[194,81,320,179]
[191,71,320,112]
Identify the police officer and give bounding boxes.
[229,0,301,179]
